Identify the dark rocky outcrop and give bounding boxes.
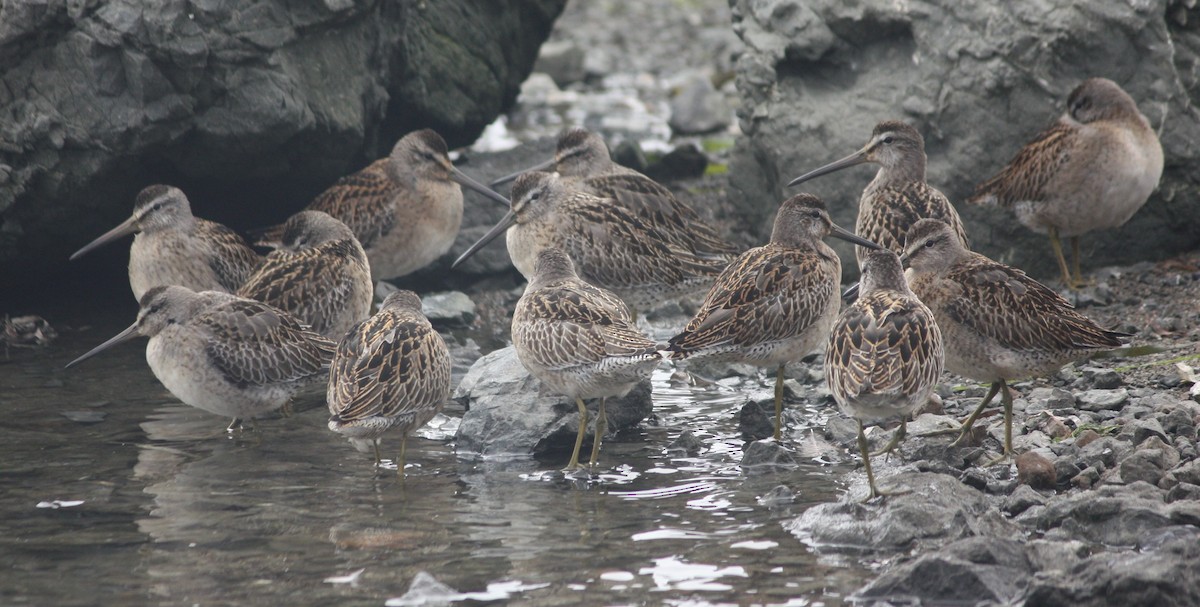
[0,0,563,288]
[728,0,1200,281]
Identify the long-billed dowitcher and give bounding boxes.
[327,290,451,472]
[238,211,373,340]
[826,249,943,499]
[492,127,737,260]
[511,248,662,470]
[969,78,1163,289]
[667,193,882,440]
[66,285,336,431]
[257,129,510,281]
[454,171,727,314]
[787,121,969,270]
[902,219,1128,458]
[70,185,261,300]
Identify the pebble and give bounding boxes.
[666,429,704,456]
[667,71,730,134]
[741,439,797,468]
[1076,389,1130,411]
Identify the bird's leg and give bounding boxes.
[871,419,907,459]
[589,397,608,468]
[565,398,588,471]
[981,381,1018,466]
[397,434,409,476]
[226,417,242,432]
[280,400,293,418]
[1069,236,1092,289]
[773,364,786,441]
[948,382,1002,447]
[372,440,382,466]
[857,420,879,501]
[1047,227,1075,289]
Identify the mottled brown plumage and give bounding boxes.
[257,129,508,281]
[788,121,969,270]
[827,249,943,499]
[238,211,373,340]
[71,185,261,300]
[494,128,737,260]
[327,290,452,470]
[66,285,335,430]
[902,219,1127,457]
[668,193,882,439]
[512,248,662,470]
[455,171,727,313]
[969,78,1163,288]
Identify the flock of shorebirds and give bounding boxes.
[65,77,1162,498]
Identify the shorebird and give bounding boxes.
[453,171,727,314]
[256,129,510,281]
[492,127,737,260]
[826,248,943,499]
[511,248,662,470]
[667,193,882,440]
[66,285,336,431]
[969,77,1163,289]
[902,219,1128,458]
[327,290,452,472]
[238,211,373,340]
[787,121,969,270]
[70,185,261,300]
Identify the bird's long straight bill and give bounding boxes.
[69,215,138,260]
[829,224,882,250]
[452,210,518,268]
[786,148,871,187]
[450,167,512,208]
[65,322,141,369]
[490,159,555,188]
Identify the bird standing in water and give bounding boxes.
[238,211,373,341]
[969,78,1163,289]
[327,290,452,473]
[511,248,662,471]
[66,285,336,431]
[826,249,943,499]
[70,185,261,300]
[667,193,881,440]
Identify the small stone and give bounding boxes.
[1054,459,1082,487]
[960,468,991,491]
[1004,484,1047,515]
[1120,451,1166,485]
[758,485,795,506]
[1079,436,1130,468]
[418,291,476,328]
[668,72,730,135]
[532,40,586,87]
[60,411,107,424]
[1167,460,1200,486]
[645,144,709,182]
[1076,389,1129,412]
[1167,483,1200,503]
[1126,417,1169,445]
[741,440,797,468]
[1071,466,1101,489]
[611,140,648,174]
[1016,451,1057,489]
[1090,370,1123,389]
[1033,412,1072,439]
[740,400,776,442]
[666,430,704,456]
[1074,428,1102,448]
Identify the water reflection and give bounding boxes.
[6,312,873,605]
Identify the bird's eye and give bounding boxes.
[882,136,895,144]
[152,202,164,212]
[924,239,935,248]
[809,211,821,219]
[529,192,540,202]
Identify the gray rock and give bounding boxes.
[1078,436,1132,469]
[668,71,731,135]
[1,0,565,286]
[1037,482,1173,546]
[666,429,704,456]
[1077,389,1130,412]
[785,472,1011,551]
[532,40,587,86]
[1004,484,1048,516]
[856,538,1031,605]
[727,0,1200,281]
[1024,538,1090,575]
[1125,416,1169,445]
[1025,526,1200,607]
[419,291,477,329]
[1168,460,1200,486]
[454,346,653,458]
[1120,450,1167,486]
[741,439,798,468]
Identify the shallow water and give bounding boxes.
[1,306,876,606]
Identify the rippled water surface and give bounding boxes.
[1,306,875,606]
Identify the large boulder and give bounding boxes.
[728,0,1200,281]
[0,0,564,287]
